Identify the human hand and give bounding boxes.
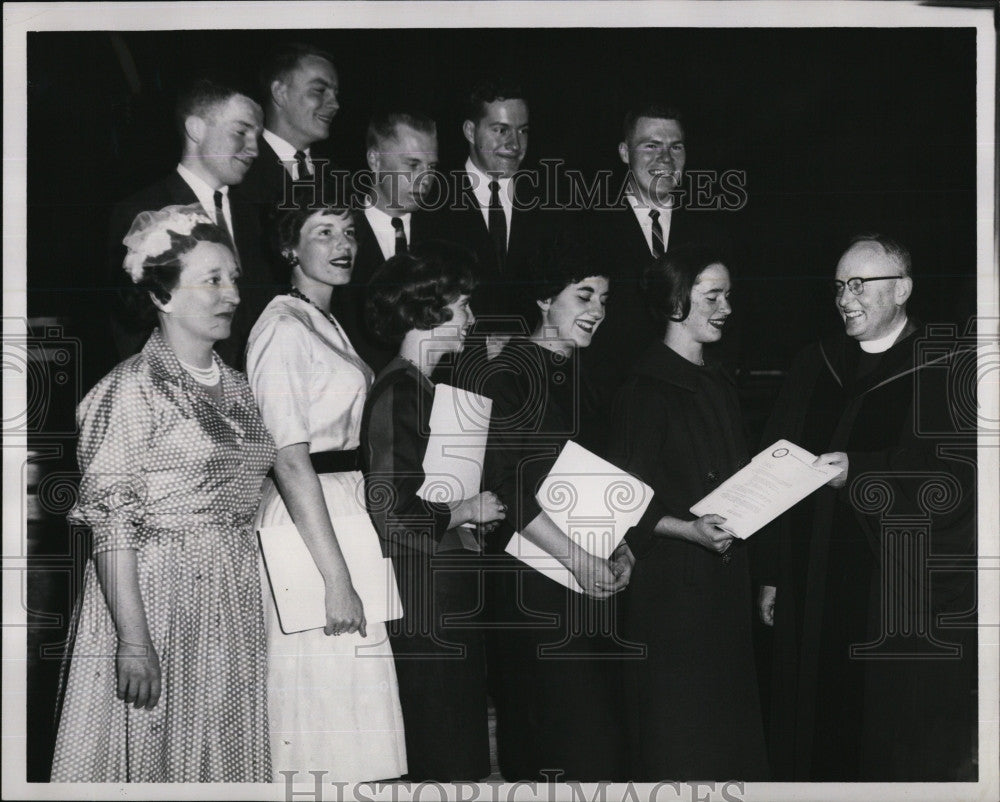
[609,542,636,587]
[814,452,849,488]
[686,514,736,554]
[116,638,161,709]
[469,491,507,525]
[570,549,626,599]
[324,582,367,638]
[758,584,777,626]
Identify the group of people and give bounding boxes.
[49,41,977,785]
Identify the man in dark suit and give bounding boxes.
[426,77,541,351]
[233,42,343,324]
[108,78,263,367]
[581,102,732,451]
[337,111,439,372]
[237,42,341,212]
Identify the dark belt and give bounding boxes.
[309,449,360,474]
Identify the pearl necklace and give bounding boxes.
[176,356,220,386]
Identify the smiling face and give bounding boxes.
[271,55,339,150]
[157,241,240,345]
[290,210,357,290]
[368,123,439,213]
[835,241,911,341]
[671,263,731,345]
[463,98,529,179]
[619,116,686,206]
[536,275,610,352]
[432,294,476,353]
[194,94,262,188]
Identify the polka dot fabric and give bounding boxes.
[51,328,276,782]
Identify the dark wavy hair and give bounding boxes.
[464,76,527,124]
[366,240,477,345]
[258,42,337,108]
[122,219,234,324]
[524,229,610,327]
[272,198,355,280]
[642,243,729,324]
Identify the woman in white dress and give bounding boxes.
[245,202,406,782]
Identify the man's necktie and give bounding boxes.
[489,180,508,270]
[649,209,665,258]
[294,150,311,181]
[213,190,225,226]
[391,217,407,255]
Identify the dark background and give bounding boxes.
[23,26,979,781]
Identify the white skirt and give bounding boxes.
[256,470,407,783]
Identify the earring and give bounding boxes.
[284,251,300,268]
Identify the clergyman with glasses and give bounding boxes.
[751,234,978,782]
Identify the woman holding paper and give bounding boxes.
[246,202,407,782]
[361,240,506,780]
[608,244,768,780]
[481,232,630,781]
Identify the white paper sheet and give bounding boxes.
[416,383,492,505]
[505,441,655,592]
[689,439,842,539]
[258,514,403,634]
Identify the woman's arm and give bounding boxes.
[521,510,626,599]
[94,549,160,709]
[273,443,366,636]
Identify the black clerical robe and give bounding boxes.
[755,322,978,781]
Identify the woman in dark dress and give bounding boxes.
[608,245,768,780]
[481,235,631,781]
[360,240,506,781]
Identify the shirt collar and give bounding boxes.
[858,315,909,353]
[364,204,409,231]
[263,129,309,162]
[624,191,673,219]
[465,157,511,204]
[144,327,236,409]
[176,163,227,209]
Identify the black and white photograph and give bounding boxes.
[3,1,997,800]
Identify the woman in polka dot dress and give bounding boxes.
[50,206,276,782]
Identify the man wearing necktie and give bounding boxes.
[424,77,544,375]
[107,78,263,368]
[335,111,439,373]
[579,101,733,453]
[238,42,340,209]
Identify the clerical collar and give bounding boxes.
[858,316,908,353]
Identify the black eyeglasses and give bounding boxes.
[832,275,904,297]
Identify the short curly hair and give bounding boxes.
[524,229,610,327]
[642,243,729,325]
[366,240,477,345]
[272,199,355,280]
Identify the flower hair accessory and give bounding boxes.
[122,204,215,283]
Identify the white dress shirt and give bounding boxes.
[625,193,673,256]
[263,129,314,180]
[465,157,512,246]
[364,205,410,260]
[177,163,232,238]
